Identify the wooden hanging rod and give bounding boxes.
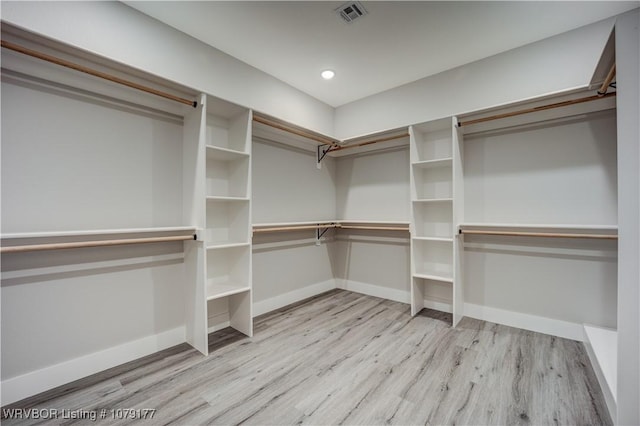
[0,234,197,254]
[459,229,617,240]
[598,63,616,96]
[1,40,197,108]
[329,133,410,153]
[457,92,617,127]
[253,115,339,147]
[252,223,410,234]
[253,113,409,154]
[252,224,337,234]
[337,225,409,231]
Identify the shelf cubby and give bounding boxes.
[412,238,453,282]
[412,122,452,163]
[412,163,453,200]
[411,276,454,317]
[413,202,453,239]
[206,244,251,301]
[206,148,250,198]
[206,112,250,153]
[205,198,250,246]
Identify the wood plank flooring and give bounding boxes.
[2,289,611,425]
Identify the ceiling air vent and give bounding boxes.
[336,1,368,23]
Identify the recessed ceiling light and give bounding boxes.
[321,70,335,80]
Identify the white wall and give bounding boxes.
[462,109,618,329]
[334,17,615,139]
[0,1,335,136]
[0,75,187,403]
[251,139,337,311]
[334,148,411,302]
[615,8,640,426]
[252,140,336,224]
[1,78,183,233]
[332,233,411,303]
[464,110,618,225]
[252,233,336,314]
[1,244,186,379]
[336,148,410,222]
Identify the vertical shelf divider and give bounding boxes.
[452,116,465,327]
[183,93,208,355]
[409,125,423,316]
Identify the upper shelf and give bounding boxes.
[252,219,410,234]
[459,223,618,231]
[252,112,409,158]
[412,158,453,169]
[0,226,197,240]
[206,145,249,162]
[206,196,250,202]
[253,220,336,228]
[253,219,409,227]
[458,90,617,136]
[458,223,618,239]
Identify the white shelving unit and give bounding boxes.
[409,117,464,325]
[183,94,253,356]
[204,97,253,341]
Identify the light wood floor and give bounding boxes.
[3,289,611,425]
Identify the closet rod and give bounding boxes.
[253,224,337,234]
[597,63,616,96]
[337,225,409,231]
[1,40,197,108]
[457,92,616,127]
[0,234,197,254]
[252,115,339,147]
[459,229,617,240]
[329,133,410,153]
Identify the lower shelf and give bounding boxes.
[412,272,453,283]
[206,282,251,301]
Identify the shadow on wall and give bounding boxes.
[335,147,410,221]
[0,242,184,286]
[329,229,410,293]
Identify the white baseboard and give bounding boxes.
[1,326,185,406]
[583,324,617,423]
[423,298,453,313]
[207,310,231,334]
[463,303,584,341]
[253,279,337,317]
[336,279,410,304]
[207,322,232,334]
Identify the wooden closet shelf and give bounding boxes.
[1,234,196,254]
[457,91,617,127]
[0,226,197,239]
[1,40,198,108]
[337,225,409,232]
[459,229,617,240]
[252,221,410,234]
[253,114,339,147]
[253,224,336,233]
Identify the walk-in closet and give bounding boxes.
[1,2,638,425]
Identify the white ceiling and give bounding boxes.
[124,1,638,107]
